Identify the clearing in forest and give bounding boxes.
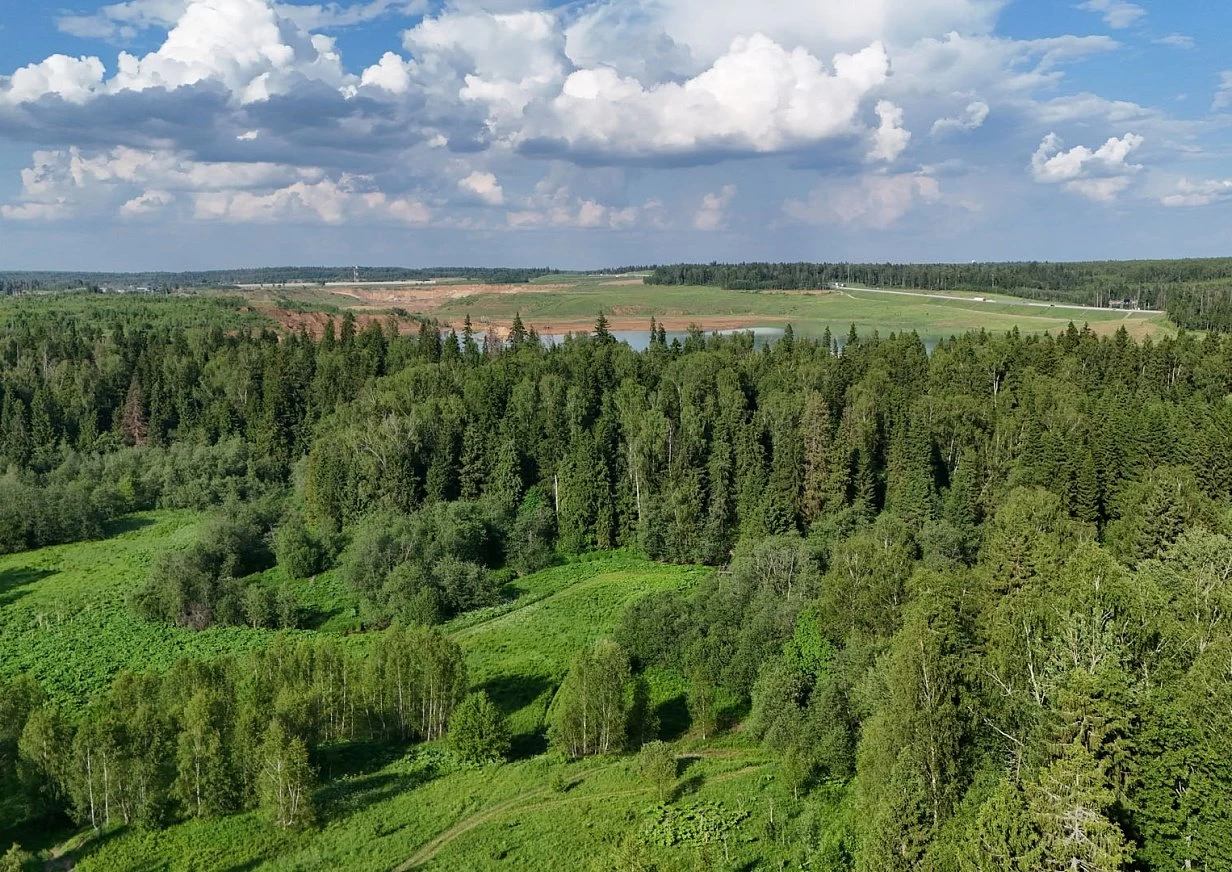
[7,528,780,871]
[239,273,1174,344]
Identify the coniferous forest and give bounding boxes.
[3,291,1232,868]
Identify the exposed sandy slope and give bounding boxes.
[331,282,572,309]
[254,304,422,337]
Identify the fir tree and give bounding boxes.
[509,312,528,348]
[121,376,149,447]
[594,311,614,344]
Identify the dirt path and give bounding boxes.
[391,761,769,870]
[392,787,552,871]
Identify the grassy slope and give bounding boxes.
[0,512,357,709]
[2,525,788,870]
[431,282,1173,343]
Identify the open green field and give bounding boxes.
[3,518,814,870]
[431,281,1173,343]
[0,512,358,708]
[213,271,1175,345]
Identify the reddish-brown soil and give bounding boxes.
[255,304,423,337]
[329,283,572,310]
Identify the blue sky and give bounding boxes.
[1,0,1230,270]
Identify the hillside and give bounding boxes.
[0,525,803,870]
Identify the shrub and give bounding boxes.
[450,691,511,764]
[273,514,324,579]
[637,741,677,802]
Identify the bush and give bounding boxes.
[273,514,324,579]
[131,504,283,630]
[450,691,511,764]
[339,504,502,623]
[0,843,31,872]
[638,741,677,802]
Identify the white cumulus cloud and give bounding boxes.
[1031,132,1144,201]
[1,56,106,105]
[120,189,177,216]
[931,100,989,135]
[537,37,889,159]
[458,171,504,205]
[4,0,352,106]
[1161,178,1232,208]
[869,100,911,162]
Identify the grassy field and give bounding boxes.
[3,520,815,870]
[428,281,1173,344]
[0,512,361,709]
[217,271,1175,345]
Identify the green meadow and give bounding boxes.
[433,280,1173,343]
[2,517,815,870]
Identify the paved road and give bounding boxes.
[840,286,1163,315]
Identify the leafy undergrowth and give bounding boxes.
[0,511,358,709]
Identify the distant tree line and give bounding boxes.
[0,267,559,293]
[646,259,1232,331]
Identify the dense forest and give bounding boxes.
[647,259,1232,332]
[3,292,1232,868]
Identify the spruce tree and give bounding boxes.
[594,311,614,344]
[121,376,149,447]
[1072,449,1101,524]
[509,312,527,348]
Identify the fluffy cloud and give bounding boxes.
[0,145,431,225]
[931,100,989,135]
[120,189,177,216]
[531,37,889,160]
[693,185,736,230]
[1078,0,1146,29]
[783,172,942,230]
[4,0,351,107]
[1161,178,1232,208]
[1031,132,1144,201]
[402,11,567,125]
[458,170,504,205]
[57,0,423,41]
[2,56,107,105]
[193,178,430,224]
[869,101,911,162]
